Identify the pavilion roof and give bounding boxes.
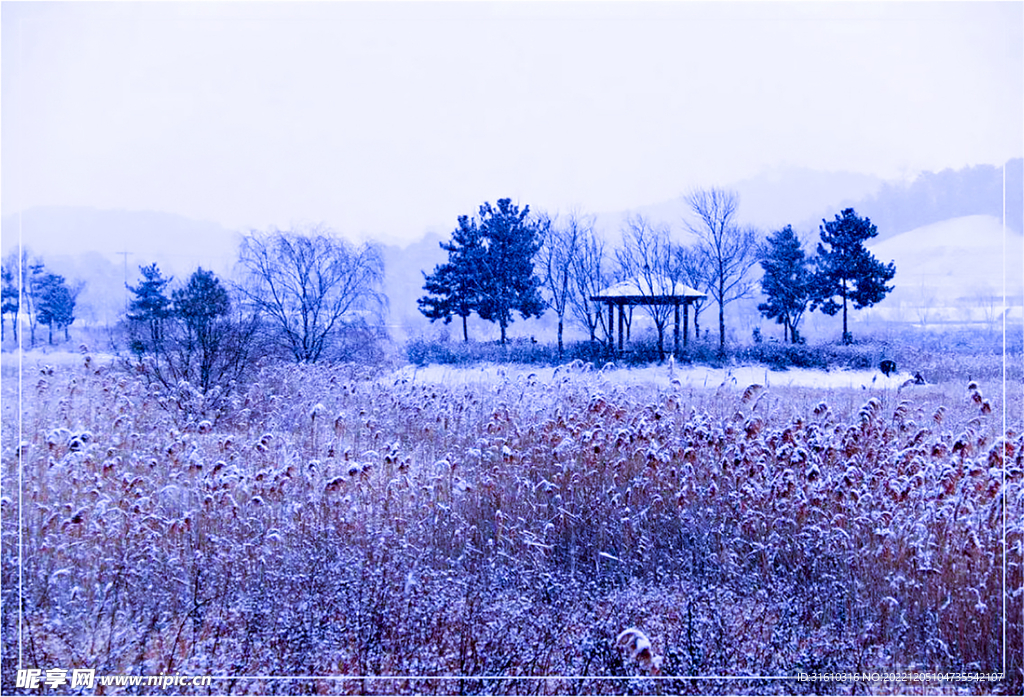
[591,277,706,302]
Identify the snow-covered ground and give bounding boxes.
[393,361,913,391]
[1,347,918,391]
[0,347,114,371]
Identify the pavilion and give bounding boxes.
[591,277,706,355]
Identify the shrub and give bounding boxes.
[408,337,609,367]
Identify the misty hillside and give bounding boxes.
[801,158,1024,240]
[587,166,886,244]
[3,161,1022,338]
[588,159,1023,244]
[0,206,240,276]
[380,231,447,338]
[863,214,1024,325]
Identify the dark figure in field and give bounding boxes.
[900,372,928,390]
[880,359,897,377]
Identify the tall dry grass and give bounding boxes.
[1,356,1021,694]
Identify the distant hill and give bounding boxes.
[799,158,1023,240]
[1,206,240,276]
[863,214,1024,326]
[380,231,446,340]
[588,166,885,244]
[579,159,1022,248]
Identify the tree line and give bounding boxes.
[1,251,81,346]
[418,191,896,354]
[115,228,385,420]
[846,158,1023,238]
[2,190,896,391]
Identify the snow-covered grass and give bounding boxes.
[2,357,1021,694]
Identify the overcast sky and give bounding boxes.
[3,1,1022,245]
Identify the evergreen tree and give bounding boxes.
[1,253,67,347]
[36,274,77,343]
[127,263,173,353]
[474,198,546,344]
[757,225,812,343]
[127,265,257,418]
[1,257,18,342]
[811,208,896,343]
[419,198,545,344]
[172,268,231,392]
[418,215,484,342]
[25,260,47,347]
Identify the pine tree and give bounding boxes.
[1,257,18,343]
[474,199,546,344]
[25,261,47,347]
[36,273,77,344]
[811,208,896,343]
[127,263,173,354]
[419,198,546,344]
[125,265,257,419]
[173,268,231,392]
[757,225,812,343]
[418,215,484,342]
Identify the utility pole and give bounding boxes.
[117,250,131,315]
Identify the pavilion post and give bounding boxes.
[673,300,680,355]
[607,302,615,350]
[683,301,690,348]
[617,302,624,354]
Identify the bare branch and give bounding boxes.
[683,188,759,351]
[567,213,610,342]
[237,227,386,363]
[615,214,677,357]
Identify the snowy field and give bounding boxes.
[393,360,914,391]
[5,347,917,392]
[0,347,113,370]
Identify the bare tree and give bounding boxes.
[615,214,679,359]
[673,244,711,341]
[238,227,386,363]
[684,188,760,352]
[569,217,611,343]
[538,210,583,355]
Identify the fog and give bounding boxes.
[3,2,1021,246]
